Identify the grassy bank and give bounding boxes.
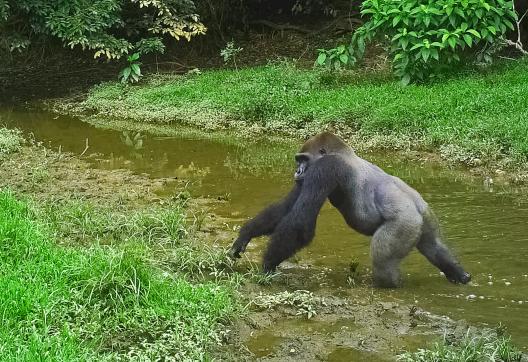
[73,60,528,172]
[0,189,237,360]
[398,328,522,362]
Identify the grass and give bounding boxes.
[0,190,238,360]
[78,59,528,169]
[397,328,523,362]
[0,128,24,157]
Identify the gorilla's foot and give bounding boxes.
[372,267,402,288]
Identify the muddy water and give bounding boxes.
[2,108,528,352]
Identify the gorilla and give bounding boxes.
[229,132,471,288]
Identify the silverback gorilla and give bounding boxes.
[229,132,471,288]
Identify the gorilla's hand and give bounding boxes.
[445,269,471,284]
[229,237,249,259]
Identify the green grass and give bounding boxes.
[0,128,24,156]
[398,329,523,362]
[0,191,237,360]
[81,60,528,167]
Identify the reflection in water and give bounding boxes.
[2,108,528,349]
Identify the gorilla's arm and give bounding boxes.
[229,184,302,258]
[262,156,344,272]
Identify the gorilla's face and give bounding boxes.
[294,149,325,181]
[294,132,350,181]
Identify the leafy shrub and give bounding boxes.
[0,0,205,60]
[343,0,517,83]
[119,53,142,83]
[316,45,351,70]
[220,41,243,70]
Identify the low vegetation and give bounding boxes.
[0,128,24,157]
[252,290,323,319]
[78,59,528,170]
[0,190,238,360]
[398,328,523,362]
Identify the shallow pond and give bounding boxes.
[2,108,528,354]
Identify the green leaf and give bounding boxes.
[421,48,430,62]
[357,37,366,55]
[129,53,140,61]
[401,74,411,86]
[463,34,473,47]
[504,19,514,31]
[316,53,327,65]
[487,25,496,35]
[339,54,349,64]
[131,63,141,75]
[467,29,481,38]
[120,67,131,82]
[448,37,457,49]
[431,48,439,60]
[424,17,430,27]
[393,16,401,27]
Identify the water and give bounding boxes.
[2,108,528,351]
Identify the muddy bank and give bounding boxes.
[220,278,458,361]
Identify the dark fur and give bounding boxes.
[230,133,471,287]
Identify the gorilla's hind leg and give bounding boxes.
[417,217,471,284]
[371,218,422,288]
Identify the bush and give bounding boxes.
[0,0,205,60]
[348,0,517,83]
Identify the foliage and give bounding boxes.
[398,328,523,362]
[119,53,142,83]
[220,41,243,70]
[339,0,517,83]
[0,128,24,156]
[0,0,205,60]
[0,191,237,359]
[316,45,350,70]
[82,61,528,167]
[252,290,324,318]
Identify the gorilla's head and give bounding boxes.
[294,132,351,181]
